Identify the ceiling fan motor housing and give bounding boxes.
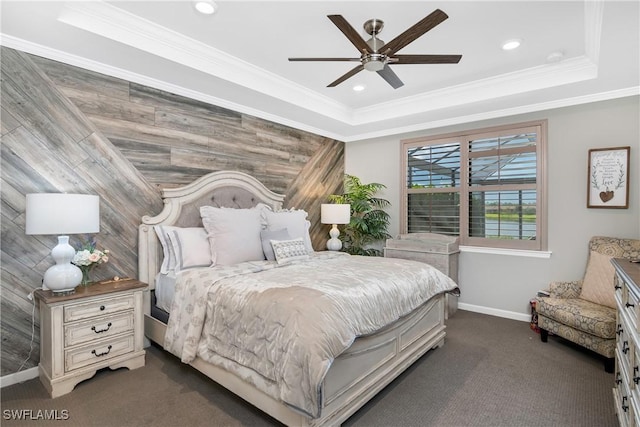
[366,36,385,52]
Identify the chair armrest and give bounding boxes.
[548,280,583,299]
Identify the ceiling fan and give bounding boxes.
[288,9,462,89]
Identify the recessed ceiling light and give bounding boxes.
[194,0,217,15]
[353,84,366,92]
[502,39,522,51]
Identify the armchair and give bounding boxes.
[536,236,640,372]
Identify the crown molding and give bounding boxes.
[352,56,598,125]
[57,1,352,122]
[0,34,345,142]
[3,33,636,144]
[584,0,604,62]
[344,87,640,142]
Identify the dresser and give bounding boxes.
[34,279,147,398]
[613,258,640,426]
[384,233,459,317]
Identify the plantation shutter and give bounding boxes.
[467,128,538,245]
[402,121,547,251]
[406,142,461,237]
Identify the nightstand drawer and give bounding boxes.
[65,334,134,372]
[64,294,135,322]
[64,311,134,347]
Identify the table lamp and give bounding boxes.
[25,193,100,295]
[320,204,350,251]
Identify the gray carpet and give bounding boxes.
[1,310,617,426]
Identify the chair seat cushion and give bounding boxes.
[536,297,616,339]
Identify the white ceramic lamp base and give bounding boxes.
[43,236,82,295]
[326,224,343,251]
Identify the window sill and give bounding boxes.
[459,246,552,259]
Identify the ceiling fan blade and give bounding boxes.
[377,65,404,89]
[327,65,365,87]
[289,58,361,62]
[391,54,462,64]
[381,9,449,56]
[328,15,373,54]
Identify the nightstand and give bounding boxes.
[34,278,147,398]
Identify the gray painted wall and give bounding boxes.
[346,96,640,320]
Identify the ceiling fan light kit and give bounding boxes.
[288,9,462,89]
[362,54,386,71]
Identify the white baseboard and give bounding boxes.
[458,303,531,323]
[0,367,39,388]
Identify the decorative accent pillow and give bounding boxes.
[261,207,314,254]
[260,228,291,261]
[200,206,264,266]
[168,227,213,272]
[270,238,310,265]
[580,250,616,308]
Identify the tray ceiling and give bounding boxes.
[1,1,638,141]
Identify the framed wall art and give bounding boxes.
[587,146,630,209]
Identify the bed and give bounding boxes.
[138,170,458,426]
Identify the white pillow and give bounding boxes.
[271,238,310,265]
[200,206,264,266]
[154,225,181,274]
[260,228,291,261]
[168,227,213,272]
[261,207,314,254]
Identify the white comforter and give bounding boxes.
[164,252,458,418]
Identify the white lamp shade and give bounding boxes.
[321,204,350,225]
[25,194,100,235]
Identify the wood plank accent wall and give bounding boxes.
[0,47,345,376]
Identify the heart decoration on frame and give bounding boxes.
[599,191,615,203]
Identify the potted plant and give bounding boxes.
[328,174,391,256]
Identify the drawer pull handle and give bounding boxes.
[623,341,630,354]
[617,324,624,335]
[626,302,635,308]
[91,323,112,334]
[91,345,112,358]
[616,373,622,385]
[623,396,629,412]
[634,367,640,385]
[615,284,622,290]
[99,305,106,311]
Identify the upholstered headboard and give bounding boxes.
[138,171,285,288]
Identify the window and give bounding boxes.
[402,121,547,251]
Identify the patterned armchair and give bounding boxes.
[536,236,640,372]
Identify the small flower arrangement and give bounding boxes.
[72,236,110,285]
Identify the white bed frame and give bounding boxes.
[138,170,447,427]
